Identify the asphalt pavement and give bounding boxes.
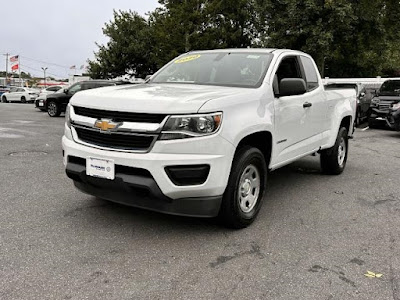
[0,103,399,300]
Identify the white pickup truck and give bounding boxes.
[62,49,356,228]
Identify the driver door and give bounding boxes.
[271,55,320,167]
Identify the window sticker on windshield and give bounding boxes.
[247,55,260,59]
[174,55,201,64]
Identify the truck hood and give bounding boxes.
[70,83,249,114]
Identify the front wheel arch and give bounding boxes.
[235,131,273,169]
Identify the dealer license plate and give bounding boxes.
[86,157,115,180]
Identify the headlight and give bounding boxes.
[159,112,222,140]
[371,98,380,107]
[392,103,400,111]
[66,104,71,128]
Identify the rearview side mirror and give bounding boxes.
[145,75,152,81]
[278,78,307,97]
[64,89,68,94]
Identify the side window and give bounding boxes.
[10,87,17,93]
[96,83,112,88]
[273,56,303,95]
[17,88,25,92]
[68,83,82,95]
[300,56,319,91]
[49,86,59,92]
[276,57,302,82]
[82,83,97,90]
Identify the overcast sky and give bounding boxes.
[1,0,160,79]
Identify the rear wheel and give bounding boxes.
[21,96,26,103]
[320,127,348,175]
[219,146,267,228]
[47,101,61,117]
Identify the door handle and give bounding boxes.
[303,102,312,108]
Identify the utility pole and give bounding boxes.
[41,67,48,87]
[3,53,10,86]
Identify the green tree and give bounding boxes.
[88,0,400,79]
[257,0,355,77]
[256,0,400,77]
[88,10,157,79]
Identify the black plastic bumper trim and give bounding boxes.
[66,162,222,218]
[165,164,210,186]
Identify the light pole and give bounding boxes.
[41,67,48,87]
[3,53,10,86]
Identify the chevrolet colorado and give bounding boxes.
[62,49,356,228]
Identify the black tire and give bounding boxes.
[21,96,26,103]
[354,110,361,128]
[1,96,7,103]
[219,146,267,229]
[368,118,378,129]
[47,100,61,117]
[320,127,348,175]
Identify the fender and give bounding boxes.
[321,89,355,149]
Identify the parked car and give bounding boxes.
[368,79,400,128]
[63,49,356,228]
[35,86,65,111]
[46,80,126,117]
[0,86,10,97]
[1,87,39,103]
[325,83,369,126]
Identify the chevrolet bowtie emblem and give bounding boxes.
[94,120,120,131]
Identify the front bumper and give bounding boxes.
[386,110,400,131]
[66,160,222,217]
[368,107,390,125]
[35,99,46,110]
[62,127,235,217]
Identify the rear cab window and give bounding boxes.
[299,56,319,91]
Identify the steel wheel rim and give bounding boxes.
[338,137,346,166]
[238,164,260,213]
[48,103,56,115]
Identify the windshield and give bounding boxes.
[379,80,400,95]
[151,52,273,88]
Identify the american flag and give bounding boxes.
[10,55,19,63]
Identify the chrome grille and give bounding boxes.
[74,126,156,151]
[71,106,166,152]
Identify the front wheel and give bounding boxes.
[21,96,26,103]
[354,110,361,127]
[219,146,267,229]
[320,127,348,175]
[1,96,7,103]
[47,101,61,117]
